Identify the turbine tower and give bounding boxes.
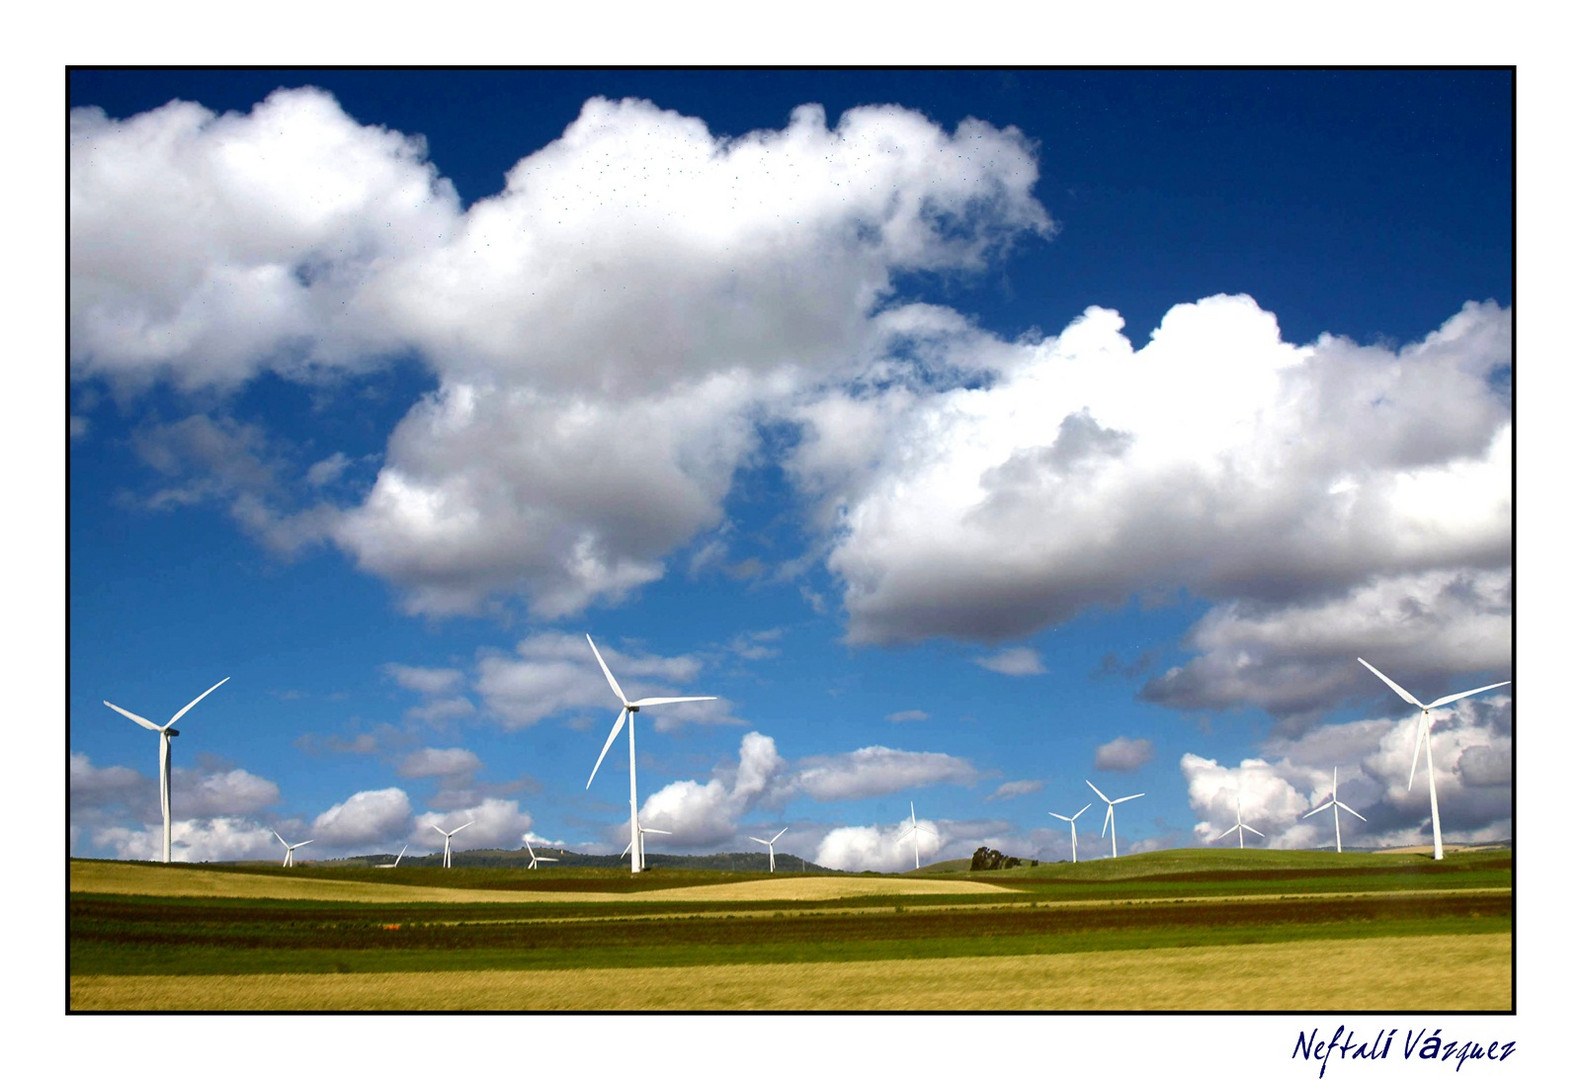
[1214,796,1264,850]
[1358,657,1511,861]
[585,634,716,874]
[375,844,408,868]
[103,676,230,863]
[1048,803,1091,863]
[1303,767,1365,853]
[1086,780,1145,859]
[431,820,474,869]
[272,830,314,867]
[620,820,671,871]
[749,826,788,872]
[524,838,559,870]
[897,802,936,870]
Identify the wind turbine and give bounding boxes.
[1086,780,1145,859]
[1214,796,1264,850]
[431,820,474,869]
[620,820,671,870]
[585,634,717,874]
[1303,767,1366,853]
[897,802,936,870]
[375,844,408,869]
[272,830,314,868]
[524,838,559,870]
[1048,803,1091,863]
[1358,657,1511,862]
[102,676,230,863]
[749,826,788,872]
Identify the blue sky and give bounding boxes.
[68,68,1512,871]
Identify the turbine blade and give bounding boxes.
[1244,826,1265,837]
[1113,793,1145,804]
[103,701,161,731]
[1102,805,1113,836]
[586,635,629,704]
[586,708,628,789]
[1304,801,1335,819]
[1357,658,1425,709]
[771,827,788,843]
[1085,779,1110,803]
[1073,803,1090,819]
[749,837,768,845]
[431,824,447,836]
[1215,825,1236,841]
[630,695,718,707]
[298,840,315,848]
[644,828,671,835]
[1425,681,1511,711]
[1338,801,1366,821]
[454,821,474,834]
[168,677,231,727]
[621,839,633,858]
[273,830,287,846]
[1048,812,1071,822]
[1407,712,1428,791]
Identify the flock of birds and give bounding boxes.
[100,638,1510,871]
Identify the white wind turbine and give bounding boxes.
[1048,803,1091,863]
[272,830,314,867]
[585,634,717,874]
[1086,780,1145,859]
[102,676,230,863]
[620,820,671,871]
[749,826,788,872]
[524,838,559,870]
[1214,795,1264,850]
[431,820,474,869]
[1358,657,1511,862]
[898,802,936,870]
[1303,767,1365,853]
[375,844,408,869]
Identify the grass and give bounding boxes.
[67,849,1512,1011]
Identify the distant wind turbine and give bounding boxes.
[749,827,788,872]
[103,677,230,863]
[1303,767,1365,853]
[524,838,559,870]
[898,802,936,870]
[1086,780,1145,859]
[431,820,474,869]
[1048,803,1091,863]
[585,634,717,874]
[272,830,314,868]
[620,820,671,870]
[375,844,408,869]
[1358,657,1511,862]
[1214,796,1264,850]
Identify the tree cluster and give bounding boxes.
[970,846,1022,871]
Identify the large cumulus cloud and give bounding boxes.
[795,296,1509,720]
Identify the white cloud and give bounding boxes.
[172,766,280,817]
[815,814,947,873]
[794,745,979,801]
[92,817,282,863]
[397,747,482,780]
[383,663,466,696]
[627,732,788,849]
[74,90,1051,622]
[973,646,1046,676]
[796,298,1509,719]
[312,787,413,847]
[885,709,929,723]
[1182,689,1511,849]
[1094,736,1153,771]
[986,779,1044,801]
[413,797,534,851]
[474,631,727,730]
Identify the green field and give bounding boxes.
[68,848,1512,1011]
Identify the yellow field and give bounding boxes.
[70,933,1510,1011]
[69,860,1015,904]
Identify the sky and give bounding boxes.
[67,68,1513,874]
